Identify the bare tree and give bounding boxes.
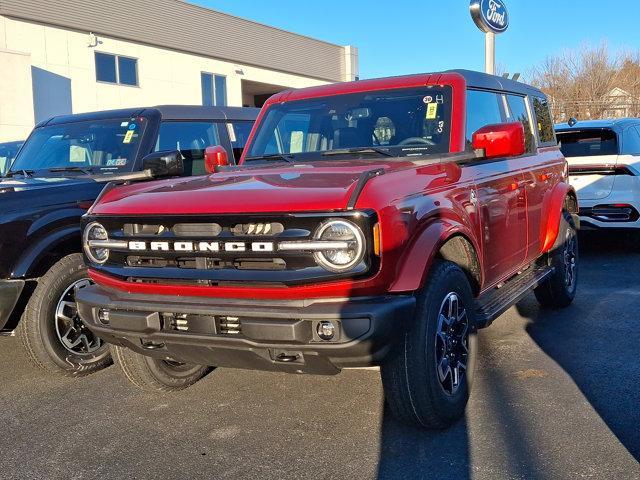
[529,44,640,121]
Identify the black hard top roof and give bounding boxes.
[448,69,546,97]
[40,105,260,127]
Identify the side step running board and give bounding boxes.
[475,266,554,328]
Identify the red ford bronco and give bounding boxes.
[75,70,579,428]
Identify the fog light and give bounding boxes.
[317,321,336,341]
[97,308,110,325]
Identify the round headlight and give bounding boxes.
[83,222,109,264]
[313,220,365,272]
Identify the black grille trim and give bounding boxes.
[84,211,379,286]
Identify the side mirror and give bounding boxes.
[472,122,525,159]
[204,145,230,173]
[141,150,184,178]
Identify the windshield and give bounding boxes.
[11,118,147,174]
[556,129,618,157]
[245,86,452,161]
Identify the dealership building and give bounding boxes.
[0,0,358,142]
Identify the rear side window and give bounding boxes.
[155,121,219,176]
[556,129,618,157]
[532,97,555,144]
[227,121,254,160]
[465,90,504,145]
[505,95,535,153]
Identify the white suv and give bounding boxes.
[556,119,640,230]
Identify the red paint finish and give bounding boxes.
[87,71,575,301]
[541,181,576,252]
[471,122,525,159]
[204,145,229,173]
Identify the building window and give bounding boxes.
[95,52,138,86]
[201,73,227,106]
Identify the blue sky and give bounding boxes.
[194,1,640,80]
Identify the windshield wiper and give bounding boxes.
[5,169,35,178]
[322,147,394,157]
[244,153,295,163]
[48,166,95,175]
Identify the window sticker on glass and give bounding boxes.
[69,145,88,163]
[123,130,135,144]
[106,158,127,167]
[120,122,129,128]
[426,103,438,119]
[226,123,237,143]
[290,131,304,153]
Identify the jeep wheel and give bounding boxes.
[113,345,211,392]
[381,260,477,429]
[534,211,578,309]
[18,253,111,376]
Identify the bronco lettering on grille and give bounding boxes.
[128,241,275,253]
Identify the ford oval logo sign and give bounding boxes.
[470,0,509,34]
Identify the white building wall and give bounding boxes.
[0,49,35,142]
[0,16,332,142]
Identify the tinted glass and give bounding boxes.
[118,57,138,86]
[556,129,618,157]
[533,97,556,144]
[466,90,504,145]
[506,95,535,152]
[201,73,213,107]
[246,86,453,160]
[215,75,227,106]
[155,121,219,176]
[95,52,117,83]
[228,121,254,160]
[11,119,146,173]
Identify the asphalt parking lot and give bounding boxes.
[1,231,639,480]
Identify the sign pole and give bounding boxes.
[485,32,495,75]
[470,1,508,75]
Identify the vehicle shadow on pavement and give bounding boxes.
[520,231,640,463]
[376,408,470,480]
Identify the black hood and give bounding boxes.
[0,175,104,213]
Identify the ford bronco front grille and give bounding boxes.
[84,212,377,286]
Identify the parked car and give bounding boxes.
[0,140,24,176]
[75,71,578,429]
[0,105,259,377]
[556,118,640,230]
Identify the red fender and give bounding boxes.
[389,219,482,293]
[540,182,577,253]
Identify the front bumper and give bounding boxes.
[76,284,415,375]
[0,280,24,330]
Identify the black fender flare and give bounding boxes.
[11,225,81,279]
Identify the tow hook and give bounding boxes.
[140,340,165,350]
[275,352,300,363]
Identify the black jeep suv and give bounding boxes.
[0,105,258,376]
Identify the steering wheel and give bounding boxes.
[398,137,434,146]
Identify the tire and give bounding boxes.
[113,345,211,392]
[534,210,578,309]
[381,260,477,429]
[18,253,111,376]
